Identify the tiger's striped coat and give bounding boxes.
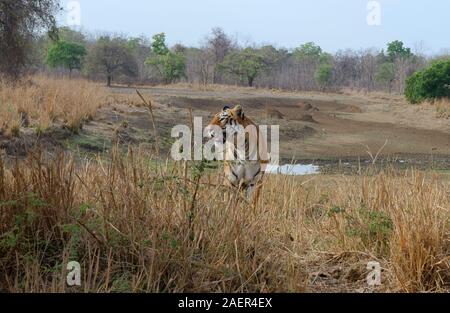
[206,105,269,199]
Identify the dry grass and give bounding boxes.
[0,75,106,135]
[0,149,448,293]
[434,98,450,119]
[0,77,449,293]
[339,87,406,103]
[140,82,262,93]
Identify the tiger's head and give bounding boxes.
[205,105,270,165]
[205,105,249,143]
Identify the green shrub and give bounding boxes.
[314,63,333,90]
[405,58,450,104]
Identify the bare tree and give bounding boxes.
[206,27,234,84]
[358,49,378,91]
[393,56,421,93]
[333,49,359,89]
[127,36,152,83]
[185,47,215,85]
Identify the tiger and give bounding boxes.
[205,105,269,200]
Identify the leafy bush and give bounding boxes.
[314,63,333,90]
[145,33,186,84]
[146,52,186,84]
[405,58,450,103]
[346,208,393,253]
[327,206,393,255]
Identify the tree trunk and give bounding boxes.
[107,75,112,87]
[248,76,254,87]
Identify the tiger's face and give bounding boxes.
[205,105,247,143]
[205,105,269,165]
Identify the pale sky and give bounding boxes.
[59,0,450,55]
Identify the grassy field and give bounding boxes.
[0,77,449,292]
[0,75,105,135]
[0,149,449,292]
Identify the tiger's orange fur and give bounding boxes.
[206,105,269,201]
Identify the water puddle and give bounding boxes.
[265,164,320,176]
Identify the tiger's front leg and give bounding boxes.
[244,163,263,202]
[223,163,245,202]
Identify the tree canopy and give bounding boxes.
[46,40,86,75]
[293,42,323,62]
[85,36,138,86]
[386,40,413,61]
[151,33,170,56]
[219,48,267,87]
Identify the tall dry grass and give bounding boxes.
[0,76,449,292]
[434,98,450,119]
[0,148,448,292]
[0,76,105,136]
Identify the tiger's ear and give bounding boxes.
[233,105,244,118]
[223,105,230,111]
